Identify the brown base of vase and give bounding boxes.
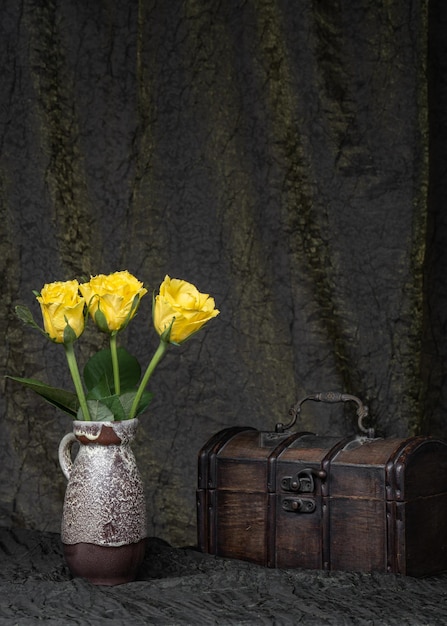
[63,538,147,585]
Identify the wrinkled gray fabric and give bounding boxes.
[1,528,447,625]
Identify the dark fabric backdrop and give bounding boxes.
[1,0,441,548]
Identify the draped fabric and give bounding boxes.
[0,0,433,546]
[2,528,447,624]
[424,0,447,437]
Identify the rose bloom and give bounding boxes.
[153,275,219,344]
[80,270,148,332]
[37,280,85,343]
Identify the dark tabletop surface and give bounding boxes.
[1,527,447,625]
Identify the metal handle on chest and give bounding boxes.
[276,391,373,438]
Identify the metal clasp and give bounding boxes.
[280,468,326,493]
[282,497,316,514]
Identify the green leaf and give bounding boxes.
[78,400,114,422]
[83,347,141,393]
[117,391,141,417]
[14,305,48,338]
[63,320,78,344]
[84,391,127,421]
[159,317,179,345]
[86,376,113,400]
[87,390,153,421]
[113,389,153,419]
[119,294,141,331]
[94,307,110,333]
[129,389,153,418]
[15,305,36,326]
[6,376,79,417]
[96,394,127,421]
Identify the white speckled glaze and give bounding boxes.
[58,419,147,547]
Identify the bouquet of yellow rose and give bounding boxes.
[9,272,219,422]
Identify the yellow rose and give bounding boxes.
[80,270,148,332]
[153,275,220,344]
[36,280,85,343]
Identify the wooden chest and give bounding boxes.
[197,393,447,576]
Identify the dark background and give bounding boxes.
[1,0,444,549]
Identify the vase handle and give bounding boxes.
[58,432,77,480]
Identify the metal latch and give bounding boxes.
[280,468,326,493]
[282,497,316,514]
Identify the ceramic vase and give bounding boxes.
[58,418,147,585]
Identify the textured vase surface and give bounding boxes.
[58,418,147,585]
